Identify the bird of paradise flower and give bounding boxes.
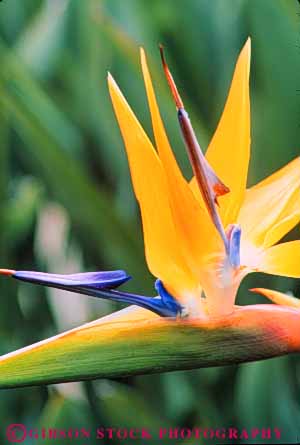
[0,38,300,388]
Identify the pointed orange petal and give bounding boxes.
[191,38,251,226]
[250,288,300,309]
[264,203,300,248]
[257,241,300,278]
[238,157,300,248]
[108,74,197,300]
[140,49,220,277]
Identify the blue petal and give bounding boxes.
[13,270,131,289]
[228,224,241,268]
[155,280,182,315]
[11,270,181,317]
[85,288,179,317]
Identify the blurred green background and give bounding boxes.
[0,0,300,443]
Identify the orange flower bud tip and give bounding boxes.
[159,44,184,109]
[0,269,16,276]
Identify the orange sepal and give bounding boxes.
[251,288,300,309]
[140,48,220,279]
[108,73,198,301]
[190,38,251,226]
[238,157,300,248]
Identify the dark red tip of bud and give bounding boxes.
[0,269,16,276]
[159,44,184,109]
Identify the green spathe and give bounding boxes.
[0,304,299,389]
